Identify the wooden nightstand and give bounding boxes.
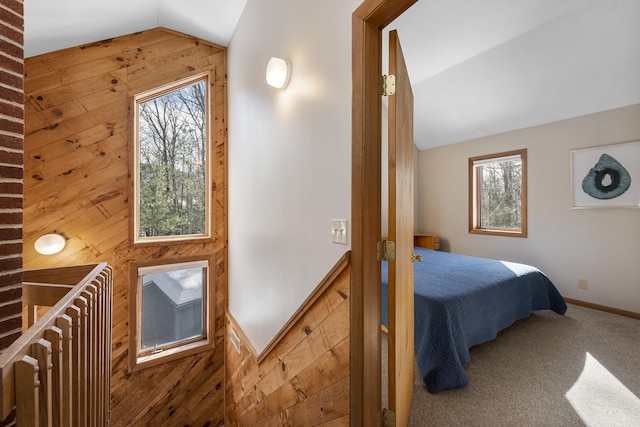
[414,234,440,250]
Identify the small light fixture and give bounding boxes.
[266,57,290,89]
[34,233,66,255]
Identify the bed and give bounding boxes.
[381,235,567,393]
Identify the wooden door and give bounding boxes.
[387,29,414,427]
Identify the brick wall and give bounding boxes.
[0,0,24,352]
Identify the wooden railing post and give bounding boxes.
[32,339,52,427]
[102,266,113,426]
[65,305,82,427]
[27,304,37,330]
[73,297,88,427]
[103,268,113,425]
[83,285,97,427]
[15,355,39,427]
[94,278,105,425]
[44,326,64,426]
[55,315,73,426]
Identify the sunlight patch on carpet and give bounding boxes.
[566,352,640,426]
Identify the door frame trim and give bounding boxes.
[351,0,418,425]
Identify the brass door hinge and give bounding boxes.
[378,74,396,96]
[378,408,396,427]
[377,240,396,262]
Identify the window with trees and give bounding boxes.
[133,73,211,244]
[129,256,215,371]
[469,149,527,237]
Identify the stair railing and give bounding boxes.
[0,262,113,426]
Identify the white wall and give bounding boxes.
[227,0,359,354]
[417,104,640,313]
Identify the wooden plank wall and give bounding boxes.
[22,28,227,426]
[225,263,351,426]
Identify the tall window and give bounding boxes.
[469,149,527,237]
[129,256,215,372]
[133,73,211,244]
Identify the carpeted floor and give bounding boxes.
[382,303,640,426]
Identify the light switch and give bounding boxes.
[332,219,348,245]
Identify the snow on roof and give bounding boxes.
[143,268,203,306]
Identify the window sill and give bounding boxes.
[129,338,214,373]
[469,228,527,238]
[131,234,213,247]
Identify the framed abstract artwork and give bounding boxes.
[571,140,640,208]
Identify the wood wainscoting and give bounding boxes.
[225,254,351,426]
[23,28,227,426]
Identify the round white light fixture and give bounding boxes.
[34,233,66,255]
[266,57,290,89]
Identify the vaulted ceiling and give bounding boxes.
[24,0,248,57]
[25,0,640,150]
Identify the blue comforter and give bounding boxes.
[381,247,567,393]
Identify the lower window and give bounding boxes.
[129,256,214,372]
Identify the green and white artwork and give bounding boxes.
[581,153,631,199]
[571,141,640,208]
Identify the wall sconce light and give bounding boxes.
[266,57,290,89]
[34,233,66,255]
